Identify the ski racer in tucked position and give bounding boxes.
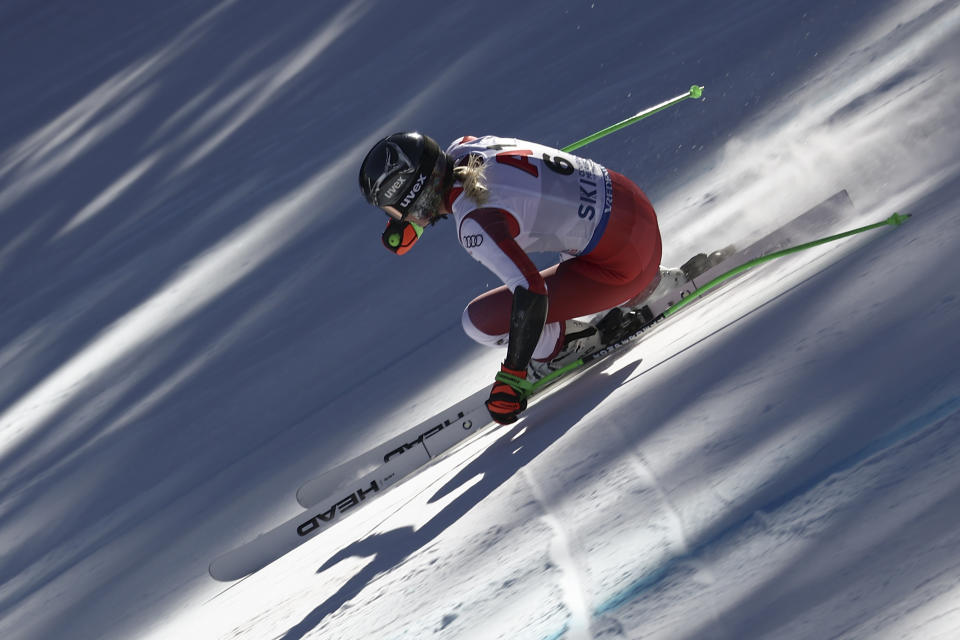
[359,132,679,425]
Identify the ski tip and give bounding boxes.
[208,561,230,582]
[295,491,313,509]
[209,564,248,583]
[209,556,252,582]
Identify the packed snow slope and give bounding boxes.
[1,1,959,639]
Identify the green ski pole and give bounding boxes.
[664,212,912,316]
[562,85,704,153]
[521,212,912,393]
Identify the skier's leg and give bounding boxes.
[462,293,562,360]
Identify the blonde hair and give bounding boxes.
[453,153,490,205]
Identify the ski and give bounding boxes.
[293,387,491,509]
[209,399,490,582]
[209,190,858,582]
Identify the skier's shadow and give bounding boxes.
[279,362,641,640]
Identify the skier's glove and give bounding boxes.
[382,219,423,255]
[486,364,532,424]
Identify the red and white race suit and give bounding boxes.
[448,135,662,361]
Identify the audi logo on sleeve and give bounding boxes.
[461,234,484,248]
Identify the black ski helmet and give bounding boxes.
[358,132,451,221]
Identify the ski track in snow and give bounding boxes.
[521,466,592,640]
[519,392,960,640]
[621,446,722,616]
[592,394,960,620]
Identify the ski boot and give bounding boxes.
[680,245,736,280]
[617,266,688,314]
[527,319,602,381]
[589,265,690,346]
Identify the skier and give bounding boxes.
[359,132,675,425]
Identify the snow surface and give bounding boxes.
[1,1,959,639]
